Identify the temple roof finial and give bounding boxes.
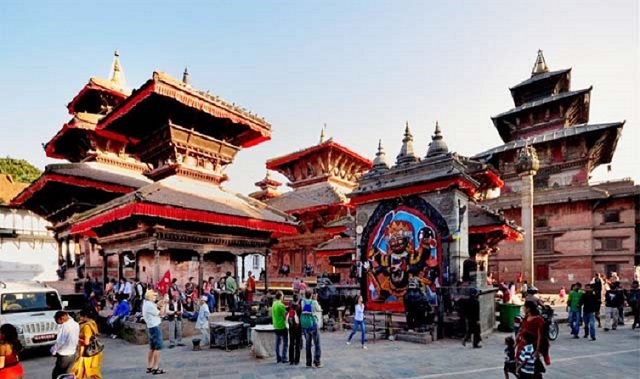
[109,49,126,87]
[372,139,389,171]
[426,120,449,158]
[182,67,190,85]
[396,121,419,165]
[319,123,327,144]
[531,49,550,76]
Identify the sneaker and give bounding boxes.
[583,335,588,338]
[604,328,610,332]
[111,334,117,339]
[591,337,596,341]
[168,344,175,349]
[315,363,323,368]
[177,343,186,347]
[346,341,351,345]
[362,345,368,349]
[573,335,580,339]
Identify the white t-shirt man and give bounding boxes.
[142,299,161,328]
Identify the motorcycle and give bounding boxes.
[513,304,558,341]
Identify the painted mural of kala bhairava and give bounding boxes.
[365,206,441,311]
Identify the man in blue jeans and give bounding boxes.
[301,290,323,368]
[271,291,288,363]
[566,282,584,338]
[579,284,599,340]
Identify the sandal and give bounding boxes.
[146,368,153,374]
[152,368,166,375]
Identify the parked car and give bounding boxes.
[0,280,67,350]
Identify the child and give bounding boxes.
[559,286,566,303]
[517,333,536,379]
[503,336,516,379]
[195,296,210,349]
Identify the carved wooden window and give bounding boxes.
[535,264,550,281]
[535,217,549,228]
[534,237,553,254]
[604,264,619,278]
[603,210,620,224]
[602,238,623,251]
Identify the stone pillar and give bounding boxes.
[102,251,108,285]
[198,251,205,293]
[520,174,534,285]
[57,239,63,262]
[447,192,469,284]
[117,251,124,281]
[153,248,161,284]
[65,238,72,267]
[241,255,246,282]
[265,250,270,291]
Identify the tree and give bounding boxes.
[0,157,42,184]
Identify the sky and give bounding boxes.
[0,1,638,196]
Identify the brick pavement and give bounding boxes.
[21,325,640,378]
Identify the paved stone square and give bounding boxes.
[22,326,640,379]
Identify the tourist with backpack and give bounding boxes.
[271,291,288,363]
[287,294,302,365]
[300,289,323,368]
[346,295,367,349]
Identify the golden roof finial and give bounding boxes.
[109,49,127,88]
[182,67,190,85]
[319,123,327,144]
[531,49,550,76]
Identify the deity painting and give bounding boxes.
[365,206,442,312]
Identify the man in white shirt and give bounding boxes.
[51,310,80,379]
[143,290,167,375]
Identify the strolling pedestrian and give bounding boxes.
[516,301,550,367]
[516,333,537,379]
[300,289,323,368]
[51,310,80,379]
[566,282,583,337]
[272,291,288,363]
[503,336,516,379]
[287,294,302,365]
[142,290,167,375]
[604,281,624,331]
[195,296,210,349]
[462,288,482,348]
[628,280,640,329]
[579,284,599,340]
[346,295,367,349]
[0,323,25,379]
[70,309,103,379]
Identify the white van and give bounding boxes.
[0,280,67,350]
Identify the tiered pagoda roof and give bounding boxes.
[351,122,503,205]
[263,131,372,215]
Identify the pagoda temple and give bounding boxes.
[12,53,297,289]
[475,51,640,291]
[350,122,519,332]
[250,130,372,282]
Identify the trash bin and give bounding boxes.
[499,303,521,332]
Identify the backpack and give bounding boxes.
[286,307,299,328]
[300,299,316,329]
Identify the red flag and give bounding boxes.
[157,270,171,296]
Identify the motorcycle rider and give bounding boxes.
[524,286,544,307]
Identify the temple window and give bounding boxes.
[603,210,620,224]
[601,237,623,251]
[535,264,550,281]
[534,217,548,228]
[604,264,619,278]
[534,236,553,254]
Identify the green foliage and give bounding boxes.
[0,157,42,183]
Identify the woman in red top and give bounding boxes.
[0,324,24,379]
[516,301,551,368]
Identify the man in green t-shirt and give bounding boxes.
[272,291,288,363]
[566,282,584,338]
[225,271,237,311]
